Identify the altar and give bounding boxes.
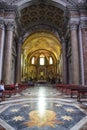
[37,80,47,84]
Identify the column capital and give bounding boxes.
[69,22,78,30]
[80,20,87,29]
[6,21,15,31]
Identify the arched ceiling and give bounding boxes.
[22,31,62,60]
[1,0,67,7]
[1,0,83,6]
[1,0,85,35]
[19,3,64,30]
[0,0,66,32]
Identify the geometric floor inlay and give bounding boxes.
[0,101,86,130]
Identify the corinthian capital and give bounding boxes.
[80,20,87,29]
[70,22,78,30]
[6,21,15,31]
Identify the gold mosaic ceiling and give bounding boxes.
[20,3,64,29]
[22,31,61,60]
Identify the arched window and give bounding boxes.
[31,57,35,64]
[39,54,45,65]
[49,57,53,64]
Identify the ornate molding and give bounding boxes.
[6,21,15,31]
[77,0,87,4]
[69,22,78,30]
[0,1,16,11]
[80,20,87,29]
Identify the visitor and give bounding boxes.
[15,83,19,90]
[0,80,5,91]
[0,80,5,97]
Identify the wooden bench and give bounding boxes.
[0,83,28,101]
[55,84,87,102]
[77,89,87,102]
[55,84,79,93]
[0,90,11,101]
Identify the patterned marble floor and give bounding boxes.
[0,84,87,130]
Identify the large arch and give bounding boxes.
[0,0,87,84]
[21,31,62,83]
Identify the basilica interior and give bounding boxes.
[0,0,87,130]
[0,0,87,85]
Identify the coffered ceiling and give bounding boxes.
[0,0,86,63]
[0,0,66,31]
[19,3,64,30]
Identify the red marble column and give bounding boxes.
[70,23,80,84]
[3,22,14,84]
[15,42,21,83]
[0,20,5,81]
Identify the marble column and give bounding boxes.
[62,37,67,84]
[70,23,80,84]
[78,23,85,85]
[16,42,21,83]
[80,20,87,85]
[0,20,5,81]
[3,22,14,84]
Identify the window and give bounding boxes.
[49,57,53,64]
[39,54,45,65]
[40,57,44,65]
[31,57,35,64]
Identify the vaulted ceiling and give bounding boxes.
[19,3,64,30]
[0,0,84,33]
[1,0,85,62]
[22,31,61,60]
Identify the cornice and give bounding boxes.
[80,20,87,29]
[69,21,79,30]
[0,2,16,12]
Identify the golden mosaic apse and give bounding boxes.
[24,110,63,128]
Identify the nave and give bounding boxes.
[0,84,87,130]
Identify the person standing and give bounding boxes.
[0,80,5,91]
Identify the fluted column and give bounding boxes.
[70,23,80,84]
[0,20,5,81]
[62,37,67,84]
[16,42,21,83]
[3,22,14,84]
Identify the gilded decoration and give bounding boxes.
[21,31,61,81]
[22,31,61,60]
